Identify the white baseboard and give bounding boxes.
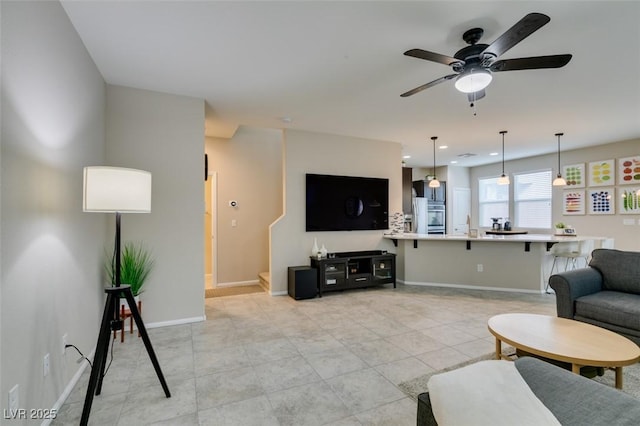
[144,316,206,329]
[42,348,94,426]
[401,280,542,294]
[44,314,205,424]
[216,279,259,288]
[269,290,288,296]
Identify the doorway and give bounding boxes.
[204,172,217,289]
[452,187,471,235]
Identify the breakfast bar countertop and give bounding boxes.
[383,233,610,244]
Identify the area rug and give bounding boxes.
[205,285,264,298]
[399,352,496,400]
[399,353,640,401]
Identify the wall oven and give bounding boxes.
[427,203,445,234]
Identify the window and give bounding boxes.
[514,170,552,228]
[478,177,509,227]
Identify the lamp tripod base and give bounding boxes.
[80,286,170,425]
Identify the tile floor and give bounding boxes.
[53,284,556,425]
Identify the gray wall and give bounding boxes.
[1,0,107,417]
[470,138,640,251]
[270,129,402,294]
[106,85,205,323]
[1,3,207,417]
[206,126,283,285]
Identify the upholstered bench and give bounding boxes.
[417,356,640,426]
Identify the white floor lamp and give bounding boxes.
[81,166,170,425]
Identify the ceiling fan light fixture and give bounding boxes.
[454,68,492,93]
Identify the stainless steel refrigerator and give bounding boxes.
[412,196,445,234]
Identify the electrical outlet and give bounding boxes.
[8,384,19,412]
[43,353,50,377]
[62,333,68,355]
[477,264,484,272]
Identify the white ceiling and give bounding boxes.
[61,1,640,168]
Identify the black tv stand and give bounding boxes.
[310,250,396,297]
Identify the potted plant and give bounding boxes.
[554,222,566,235]
[106,241,154,305]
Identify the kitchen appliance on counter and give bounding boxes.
[503,218,511,231]
[491,217,502,231]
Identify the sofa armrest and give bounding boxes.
[417,393,438,426]
[549,268,603,318]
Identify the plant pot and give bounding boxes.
[119,294,140,310]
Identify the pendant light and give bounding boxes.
[552,132,567,186]
[497,130,510,185]
[428,136,440,188]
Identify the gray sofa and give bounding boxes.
[549,248,640,346]
[417,356,640,425]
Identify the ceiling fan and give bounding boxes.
[401,13,572,102]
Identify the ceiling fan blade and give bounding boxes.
[490,54,572,72]
[400,74,457,97]
[482,13,550,59]
[467,90,486,102]
[404,49,463,66]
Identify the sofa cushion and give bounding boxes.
[589,249,640,294]
[575,291,640,331]
[516,357,640,426]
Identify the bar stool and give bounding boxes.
[570,239,595,269]
[545,239,595,292]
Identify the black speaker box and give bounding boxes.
[288,266,317,300]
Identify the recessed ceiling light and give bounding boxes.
[439,145,448,150]
[403,155,411,159]
[489,152,499,156]
[450,160,458,164]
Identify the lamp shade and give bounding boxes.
[83,166,152,213]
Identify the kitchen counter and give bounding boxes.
[384,232,606,251]
[385,233,613,293]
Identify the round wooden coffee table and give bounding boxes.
[488,313,640,389]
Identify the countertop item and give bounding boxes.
[485,230,528,235]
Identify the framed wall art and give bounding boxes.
[617,155,640,185]
[588,188,615,215]
[562,190,585,215]
[588,160,615,187]
[618,187,640,214]
[562,163,585,187]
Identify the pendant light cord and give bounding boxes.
[556,132,564,174]
[431,136,437,179]
[500,131,507,175]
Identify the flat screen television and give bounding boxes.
[306,173,389,231]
